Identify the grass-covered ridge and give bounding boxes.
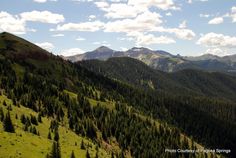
[0,94,111,158]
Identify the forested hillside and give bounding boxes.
[0,32,235,158]
[80,57,236,101]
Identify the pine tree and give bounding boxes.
[80,139,86,150]
[48,131,52,140]
[38,113,42,123]
[86,150,90,158]
[3,100,7,106]
[0,107,4,121]
[51,141,61,158]
[70,150,75,158]
[54,128,59,142]
[20,114,26,124]
[3,111,15,133]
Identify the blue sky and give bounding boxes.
[1,0,236,56]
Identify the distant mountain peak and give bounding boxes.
[95,46,114,52]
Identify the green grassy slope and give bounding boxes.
[0,94,110,158]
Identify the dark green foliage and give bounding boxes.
[80,140,85,150]
[3,100,7,106]
[0,107,4,121]
[3,110,15,133]
[54,128,59,142]
[70,150,75,158]
[48,131,52,140]
[86,150,90,158]
[37,113,42,123]
[20,114,26,124]
[30,114,38,125]
[30,126,37,135]
[50,142,61,158]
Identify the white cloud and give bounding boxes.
[120,47,128,51]
[33,0,47,3]
[61,48,85,56]
[95,2,109,9]
[166,12,172,16]
[197,32,236,48]
[72,0,94,2]
[0,11,26,34]
[95,0,179,19]
[231,6,236,22]
[173,29,195,40]
[204,48,228,56]
[52,34,64,37]
[103,3,145,19]
[33,0,58,3]
[35,42,54,51]
[76,36,86,41]
[105,10,162,33]
[88,15,96,21]
[128,0,180,11]
[179,20,187,29]
[200,14,210,18]
[187,0,192,4]
[155,27,195,40]
[20,11,64,24]
[56,21,104,32]
[109,0,127,2]
[104,9,194,42]
[208,17,223,24]
[127,32,175,46]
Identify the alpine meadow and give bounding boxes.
[1,0,236,158]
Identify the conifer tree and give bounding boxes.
[70,150,75,158]
[3,100,7,106]
[0,107,4,121]
[48,131,52,140]
[38,113,42,123]
[80,139,85,150]
[3,111,15,133]
[86,150,90,158]
[54,128,59,142]
[51,141,61,158]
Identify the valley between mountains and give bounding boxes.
[0,32,236,158]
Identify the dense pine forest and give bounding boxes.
[0,32,236,158]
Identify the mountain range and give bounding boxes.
[1,32,236,158]
[65,46,236,73]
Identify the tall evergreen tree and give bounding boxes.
[86,150,90,158]
[70,150,75,158]
[80,139,85,150]
[50,141,61,158]
[54,128,59,142]
[48,131,52,140]
[3,110,15,133]
[0,107,4,121]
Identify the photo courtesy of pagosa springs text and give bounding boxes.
[165,148,231,154]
